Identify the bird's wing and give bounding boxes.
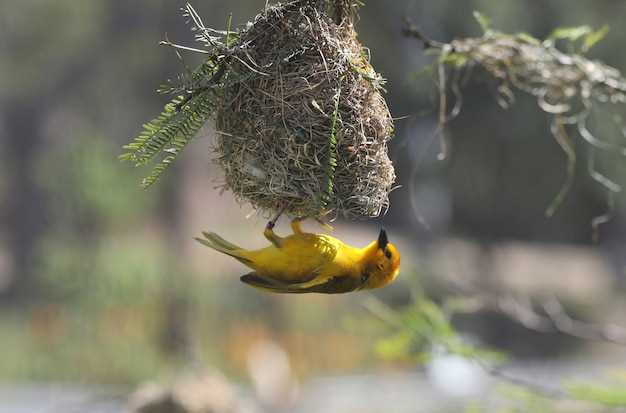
[240,272,363,294]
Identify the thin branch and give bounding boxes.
[436,54,450,160]
[545,115,577,217]
[478,361,568,399]
[542,296,626,345]
[402,18,446,50]
[587,147,620,242]
[159,39,210,55]
[363,296,570,400]
[578,111,626,156]
[591,191,615,244]
[587,147,622,193]
[447,286,626,347]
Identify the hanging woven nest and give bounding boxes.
[122,0,396,220]
[216,1,395,218]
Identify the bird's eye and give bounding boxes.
[385,250,392,259]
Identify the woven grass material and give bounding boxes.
[215,1,395,219]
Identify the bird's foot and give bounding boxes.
[267,204,288,229]
[264,204,289,247]
[315,211,335,232]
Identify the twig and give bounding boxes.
[545,115,576,217]
[542,296,626,345]
[447,285,626,347]
[478,361,568,399]
[587,147,621,242]
[591,191,615,244]
[159,39,210,55]
[402,18,445,50]
[363,296,570,400]
[436,52,450,160]
[173,64,226,112]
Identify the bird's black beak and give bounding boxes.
[378,229,388,250]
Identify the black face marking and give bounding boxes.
[378,229,388,250]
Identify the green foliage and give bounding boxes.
[321,86,341,209]
[473,11,492,34]
[0,0,105,99]
[369,288,625,412]
[368,294,503,364]
[515,32,541,46]
[544,24,609,53]
[547,26,595,43]
[38,136,156,229]
[568,382,626,407]
[582,25,610,53]
[0,309,168,384]
[121,89,216,188]
[38,238,169,307]
[464,403,482,413]
[440,51,470,68]
[471,12,608,54]
[121,4,228,189]
[497,387,555,413]
[1,236,180,384]
[464,384,626,413]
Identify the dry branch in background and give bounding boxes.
[405,18,626,240]
[447,289,626,347]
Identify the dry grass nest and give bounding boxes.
[215,1,395,219]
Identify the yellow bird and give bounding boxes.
[195,217,400,294]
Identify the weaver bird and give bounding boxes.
[195,217,400,294]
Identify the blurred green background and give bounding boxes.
[1,1,626,412]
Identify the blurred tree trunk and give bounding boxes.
[0,1,154,301]
[157,166,193,360]
[160,172,187,352]
[2,101,47,300]
[155,3,195,361]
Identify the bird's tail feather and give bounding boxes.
[203,231,240,251]
[195,232,253,265]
